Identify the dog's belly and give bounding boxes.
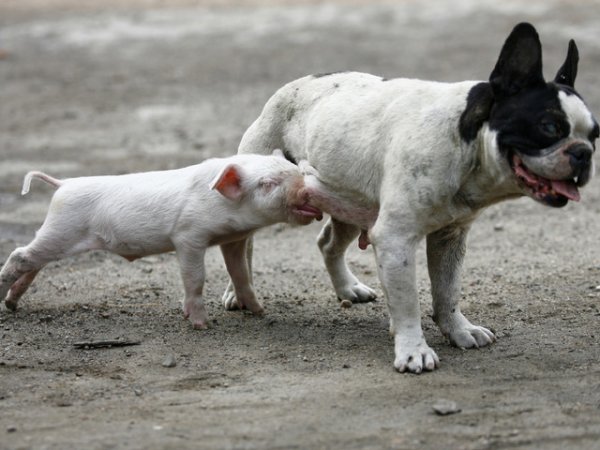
[277,74,477,209]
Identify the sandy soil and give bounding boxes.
[1,1,600,449]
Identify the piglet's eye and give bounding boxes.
[259,179,280,192]
[540,122,560,137]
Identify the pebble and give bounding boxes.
[340,299,353,308]
[162,354,177,368]
[493,223,504,231]
[432,399,461,416]
[55,399,73,407]
[7,425,17,433]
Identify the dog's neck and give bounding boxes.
[455,126,523,211]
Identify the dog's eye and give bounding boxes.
[540,122,561,137]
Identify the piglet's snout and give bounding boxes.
[287,177,323,222]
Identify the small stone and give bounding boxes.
[340,299,352,308]
[432,399,461,416]
[55,399,73,407]
[134,388,143,396]
[493,224,504,231]
[342,363,350,369]
[7,425,17,433]
[162,354,177,368]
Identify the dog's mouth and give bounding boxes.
[510,153,580,207]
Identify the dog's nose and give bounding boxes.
[566,144,592,170]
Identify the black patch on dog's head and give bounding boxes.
[460,22,594,154]
[459,23,547,143]
[459,82,494,143]
[490,84,572,156]
[486,23,593,157]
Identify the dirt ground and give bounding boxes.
[1,1,600,449]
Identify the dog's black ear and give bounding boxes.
[554,39,578,88]
[489,23,545,98]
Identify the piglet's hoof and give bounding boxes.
[5,299,18,311]
[183,303,209,330]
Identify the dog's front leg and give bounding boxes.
[371,222,439,373]
[427,226,496,348]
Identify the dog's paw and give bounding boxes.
[393,334,440,374]
[236,294,264,315]
[222,285,240,311]
[438,312,496,349]
[337,282,377,304]
[449,325,496,349]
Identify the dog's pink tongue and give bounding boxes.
[551,180,580,202]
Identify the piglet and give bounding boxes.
[0,150,322,328]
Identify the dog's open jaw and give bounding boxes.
[510,153,580,206]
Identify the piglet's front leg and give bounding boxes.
[220,239,264,315]
[175,246,209,329]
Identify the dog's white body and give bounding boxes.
[223,25,597,373]
[0,153,322,328]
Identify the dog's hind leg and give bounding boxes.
[318,218,377,303]
[427,225,496,349]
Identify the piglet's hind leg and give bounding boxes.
[5,270,40,310]
[0,246,48,309]
[1,229,99,309]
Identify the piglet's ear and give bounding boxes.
[298,159,319,177]
[272,149,285,159]
[210,164,244,201]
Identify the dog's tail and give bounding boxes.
[21,171,63,195]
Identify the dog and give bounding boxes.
[222,23,598,373]
[0,151,322,328]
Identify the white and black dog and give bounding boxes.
[223,23,598,373]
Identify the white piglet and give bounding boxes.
[0,151,322,328]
